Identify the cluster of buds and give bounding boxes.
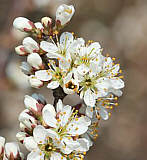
[13,4,75,40]
[16,94,92,160]
[10,3,125,160]
[0,137,24,160]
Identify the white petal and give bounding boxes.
[47,81,60,89]
[42,106,57,128]
[56,99,63,113]
[86,106,93,118]
[59,105,72,127]
[99,106,109,120]
[88,42,101,55]
[110,78,125,89]
[59,58,71,71]
[40,41,58,53]
[84,89,96,107]
[67,116,90,136]
[46,129,59,140]
[24,137,38,151]
[51,152,66,160]
[35,70,52,81]
[63,72,72,84]
[111,64,120,75]
[109,89,123,97]
[33,125,48,144]
[77,64,89,76]
[27,150,44,160]
[60,32,73,47]
[43,104,56,117]
[76,138,91,152]
[103,57,113,69]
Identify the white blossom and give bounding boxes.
[22,100,91,160]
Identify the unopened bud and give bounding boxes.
[56,4,75,26]
[29,75,44,89]
[13,17,34,32]
[41,17,52,27]
[27,53,42,69]
[15,45,27,56]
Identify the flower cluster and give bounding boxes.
[17,94,92,160]
[0,136,24,160]
[10,3,125,160]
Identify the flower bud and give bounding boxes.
[56,4,75,26]
[19,109,37,130]
[15,45,27,56]
[24,95,38,111]
[29,75,43,89]
[20,62,32,75]
[32,93,46,105]
[13,17,34,32]
[34,22,44,30]
[5,142,22,159]
[41,17,52,27]
[27,53,42,69]
[23,37,39,53]
[19,122,27,132]
[16,132,28,143]
[0,136,5,158]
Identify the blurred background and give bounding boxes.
[0,0,147,159]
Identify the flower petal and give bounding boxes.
[40,41,58,53]
[84,89,96,107]
[35,70,52,81]
[50,152,66,160]
[33,125,48,144]
[86,106,93,118]
[24,137,38,151]
[42,106,57,128]
[27,150,44,160]
[47,81,60,89]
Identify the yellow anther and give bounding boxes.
[64,9,72,14]
[112,57,116,61]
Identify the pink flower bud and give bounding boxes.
[15,45,27,56]
[13,17,34,32]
